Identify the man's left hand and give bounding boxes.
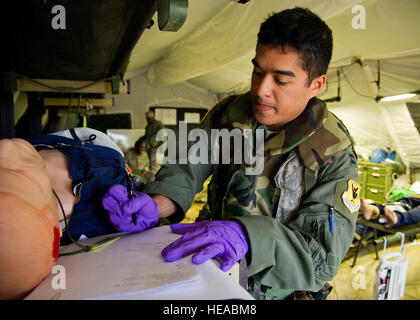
[161,220,249,272]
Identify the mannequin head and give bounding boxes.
[0,138,60,299]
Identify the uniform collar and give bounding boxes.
[221,92,328,156]
[263,97,328,155]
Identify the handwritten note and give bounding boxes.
[25,226,201,300]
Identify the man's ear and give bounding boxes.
[309,74,326,98]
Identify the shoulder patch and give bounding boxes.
[342,180,361,213]
[334,178,360,219]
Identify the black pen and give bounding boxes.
[329,207,335,234]
[126,173,137,225]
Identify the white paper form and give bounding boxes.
[120,259,254,300]
[25,226,201,300]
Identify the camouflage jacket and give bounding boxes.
[144,92,360,299]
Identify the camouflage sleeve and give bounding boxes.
[142,113,214,222]
[234,146,359,292]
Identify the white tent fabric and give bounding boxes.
[380,100,420,169]
[321,54,420,170]
[130,0,420,94]
[121,0,420,170]
[145,0,361,88]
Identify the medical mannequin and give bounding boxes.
[0,138,61,299]
[0,127,132,299]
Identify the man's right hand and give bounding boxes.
[102,184,159,232]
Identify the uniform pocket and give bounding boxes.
[303,213,347,281]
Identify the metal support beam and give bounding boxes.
[44,97,114,108]
[15,78,129,94]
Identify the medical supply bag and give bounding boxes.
[373,233,408,300]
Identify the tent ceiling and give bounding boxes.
[127,0,230,74]
[123,0,420,170]
[126,0,420,101]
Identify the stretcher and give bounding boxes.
[351,215,420,267]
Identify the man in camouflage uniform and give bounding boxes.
[103,8,360,300]
[143,111,165,174]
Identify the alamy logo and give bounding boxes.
[351,5,366,30]
[51,5,66,30]
[352,265,366,290]
[155,121,265,175]
[51,265,66,290]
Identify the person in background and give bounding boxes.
[125,138,150,177]
[143,111,165,174]
[360,197,420,228]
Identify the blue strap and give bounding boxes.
[69,128,80,141]
[69,128,97,144]
[83,134,97,144]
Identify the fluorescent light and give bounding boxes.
[380,93,416,102]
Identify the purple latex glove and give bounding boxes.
[102,184,159,232]
[161,220,249,272]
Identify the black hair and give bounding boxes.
[257,7,333,85]
[134,137,146,152]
